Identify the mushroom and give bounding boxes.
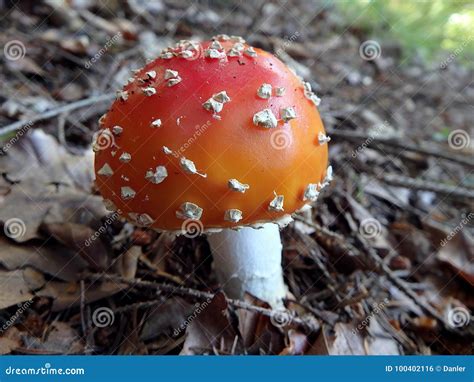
[94,36,329,308]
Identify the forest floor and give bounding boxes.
[0,0,472,355]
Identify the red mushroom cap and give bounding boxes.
[94,36,330,231]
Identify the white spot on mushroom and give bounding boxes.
[303,81,321,106]
[97,163,113,177]
[202,98,220,113]
[203,98,223,113]
[225,209,243,223]
[325,165,333,182]
[230,36,246,43]
[202,90,231,114]
[309,93,321,106]
[137,213,154,226]
[103,199,117,211]
[162,146,172,155]
[129,212,154,226]
[121,175,130,182]
[318,132,331,145]
[151,119,162,128]
[112,125,123,135]
[205,49,223,58]
[145,166,168,184]
[303,184,320,202]
[146,70,156,79]
[227,48,241,57]
[213,34,230,41]
[116,90,128,101]
[275,87,285,97]
[253,108,278,129]
[268,193,284,212]
[244,47,257,57]
[257,83,272,99]
[213,91,231,103]
[228,179,250,193]
[160,52,174,59]
[119,152,131,163]
[127,77,135,85]
[164,69,179,80]
[176,202,203,220]
[142,87,156,96]
[180,50,193,58]
[303,81,312,93]
[180,157,207,178]
[209,40,223,50]
[233,42,245,51]
[280,107,297,122]
[167,77,182,87]
[121,186,136,200]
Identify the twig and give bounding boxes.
[377,173,474,200]
[0,93,115,136]
[83,272,320,331]
[293,216,466,333]
[327,127,474,167]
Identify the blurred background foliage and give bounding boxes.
[334,0,474,66]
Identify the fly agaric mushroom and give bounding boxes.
[94,36,330,307]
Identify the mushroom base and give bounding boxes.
[207,223,286,308]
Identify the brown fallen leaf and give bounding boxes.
[180,292,241,355]
[0,327,22,355]
[20,321,84,354]
[0,236,88,282]
[0,269,36,309]
[365,318,401,355]
[140,297,193,342]
[437,230,474,286]
[331,323,367,354]
[37,281,126,311]
[279,329,309,355]
[40,222,110,271]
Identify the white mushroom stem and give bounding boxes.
[207,223,286,308]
